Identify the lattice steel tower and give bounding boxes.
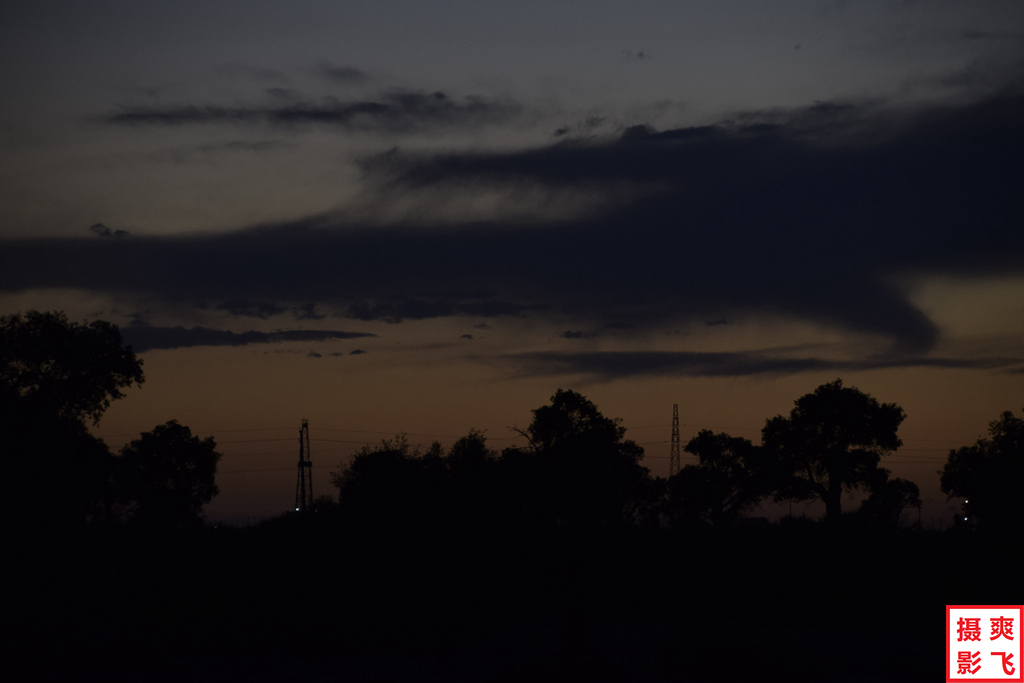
[295,419,312,511]
[669,404,681,477]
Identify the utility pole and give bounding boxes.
[669,404,681,477]
[295,419,312,511]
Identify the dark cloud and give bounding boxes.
[357,93,1024,351]
[89,223,129,238]
[902,55,1024,96]
[314,63,371,83]
[104,90,519,132]
[215,299,286,319]
[5,92,1023,357]
[460,334,473,340]
[503,350,1024,381]
[348,298,454,323]
[553,116,605,137]
[350,349,366,355]
[347,297,542,323]
[202,140,289,153]
[706,319,729,327]
[293,303,326,320]
[622,50,652,61]
[120,325,374,352]
[561,330,594,339]
[307,351,322,358]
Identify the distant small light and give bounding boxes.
[295,507,300,511]
[964,517,968,521]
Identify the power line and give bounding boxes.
[207,502,298,507]
[174,427,294,433]
[220,448,356,458]
[310,437,397,445]
[219,467,296,474]
[96,417,982,440]
[217,437,296,444]
[94,427,295,437]
[311,427,527,440]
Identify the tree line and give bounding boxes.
[1,311,220,531]
[2,310,1020,533]
[328,383,927,531]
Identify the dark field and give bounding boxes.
[7,521,1009,682]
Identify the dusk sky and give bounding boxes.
[2,0,1022,523]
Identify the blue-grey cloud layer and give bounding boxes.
[502,350,1024,381]
[121,325,373,352]
[106,90,518,132]
[4,93,1023,359]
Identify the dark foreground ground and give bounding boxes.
[5,518,1016,682]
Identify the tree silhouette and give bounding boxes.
[0,310,143,425]
[330,435,448,528]
[117,420,222,529]
[941,408,1024,531]
[857,476,921,527]
[445,429,497,473]
[1,407,116,529]
[668,430,767,527]
[762,379,905,523]
[443,429,503,526]
[521,389,630,453]
[506,389,648,528]
[1,310,143,529]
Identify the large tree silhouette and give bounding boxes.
[941,408,1023,531]
[762,379,905,523]
[668,430,767,527]
[331,435,449,528]
[505,389,648,528]
[0,310,143,425]
[117,420,222,530]
[520,389,631,453]
[1,311,144,528]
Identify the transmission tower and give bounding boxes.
[669,404,681,477]
[295,419,312,511]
